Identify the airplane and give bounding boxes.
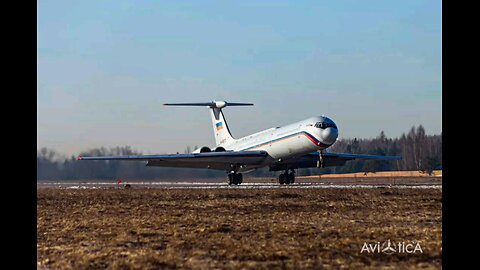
[77,101,401,185]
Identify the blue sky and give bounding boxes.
[38,0,441,156]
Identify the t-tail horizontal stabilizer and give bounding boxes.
[163,100,253,147]
[163,101,253,109]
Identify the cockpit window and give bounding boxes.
[314,121,337,129]
[314,122,326,128]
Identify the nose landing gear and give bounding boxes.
[279,169,295,185]
[317,150,325,168]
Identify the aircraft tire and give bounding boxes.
[228,173,242,185]
[287,173,295,184]
[284,172,292,184]
[228,174,234,185]
[279,174,285,185]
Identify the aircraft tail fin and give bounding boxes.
[163,101,253,146]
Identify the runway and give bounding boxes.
[37,181,442,190]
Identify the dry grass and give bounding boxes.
[37,188,441,269]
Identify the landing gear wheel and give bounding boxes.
[279,174,285,185]
[287,173,295,184]
[237,173,243,185]
[228,174,234,185]
[228,173,243,185]
[284,174,291,185]
[279,170,295,185]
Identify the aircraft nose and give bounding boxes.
[319,127,338,145]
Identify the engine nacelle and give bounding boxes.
[199,147,211,153]
[214,147,226,152]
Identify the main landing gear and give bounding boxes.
[228,173,243,185]
[279,169,295,185]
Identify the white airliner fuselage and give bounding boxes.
[194,115,339,173]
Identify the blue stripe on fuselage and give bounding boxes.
[238,131,321,151]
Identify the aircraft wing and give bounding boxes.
[77,151,269,171]
[269,152,401,171]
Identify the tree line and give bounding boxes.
[307,125,442,176]
[37,125,441,181]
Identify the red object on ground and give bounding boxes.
[117,179,122,184]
